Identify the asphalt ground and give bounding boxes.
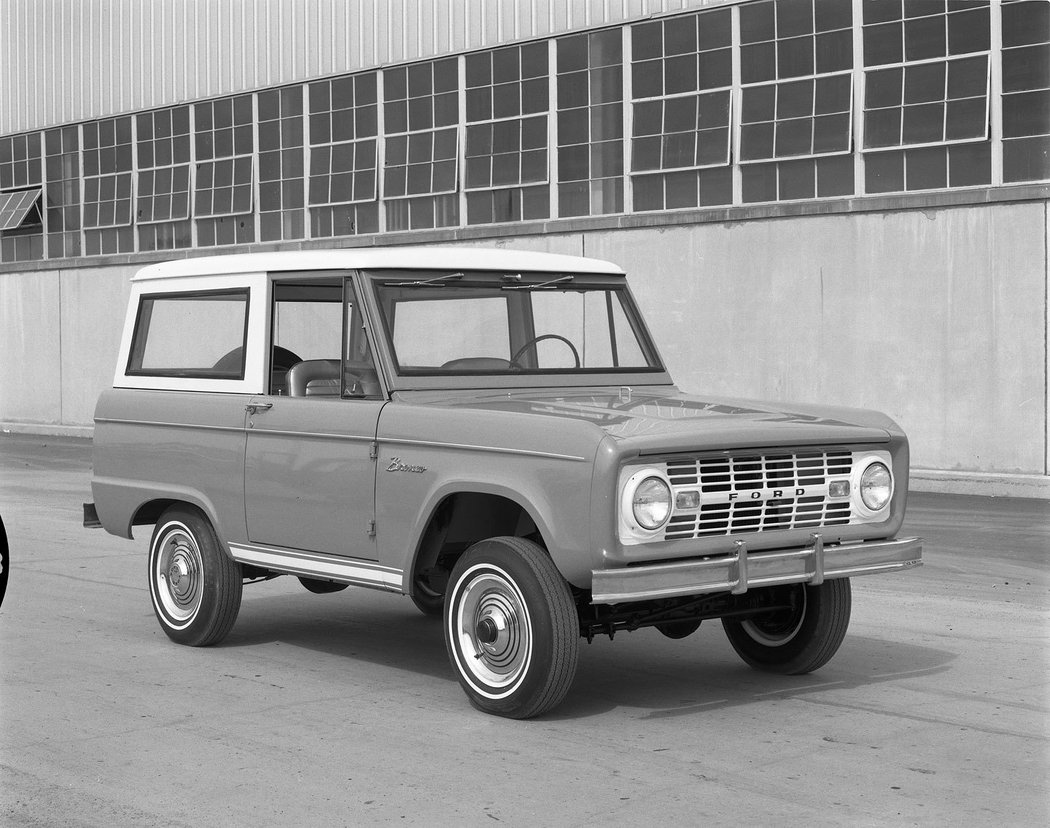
[0,433,1047,827]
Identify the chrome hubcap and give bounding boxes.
[455,569,532,692]
[154,526,203,624]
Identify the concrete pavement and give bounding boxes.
[0,433,1047,826]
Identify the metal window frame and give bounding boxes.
[631,88,735,172]
[627,8,734,183]
[382,58,461,201]
[306,73,380,208]
[555,28,626,216]
[81,115,135,231]
[82,171,135,229]
[135,108,193,226]
[463,42,550,197]
[861,52,992,153]
[738,70,854,163]
[0,188,43,230]
[193,96,256,221]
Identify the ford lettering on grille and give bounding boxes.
[663,450,853,539]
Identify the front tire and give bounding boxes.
[722,579,851,674]
[444,537,579,719]
[148,506,242,646]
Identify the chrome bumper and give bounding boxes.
[591,535,923,605]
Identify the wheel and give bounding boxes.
[656,618,701,639]
[148,506,242,646]
[444,537,579,719]
[299,577,348,594]
[510,334,581,368]
[0,512,8,609]
[722,579,851,674]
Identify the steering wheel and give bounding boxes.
[510,334,581,368]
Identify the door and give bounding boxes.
[244,274,384,559]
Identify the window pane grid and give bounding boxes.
[194,95,255,218]
[138,220,192,252]
[44,126,81,257]
[0,132,42,189]
[861,0,991,67]
[82,116,134,229]
[384,59,460,203]
[558,30,622,217]
[82,172,134,229]
[631,9,733,172]
[740,0,854,83]
[738,0,854,165]
[863,53,990,151]
[0,188,42,230]
[258,86,305,241]
[308,73,379,207]
[465,43,550,197]
[1001,0,1050,182]
[630,8,734,210]
[136,106,191,224]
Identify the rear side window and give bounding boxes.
[126,289,250,378]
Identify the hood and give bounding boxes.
[420,386,897,454]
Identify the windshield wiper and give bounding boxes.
[387,272,464,287]
[502,275,574,291]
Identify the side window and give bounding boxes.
[270,280,341,395]
[127,289,249,378]
[270,275,381,398]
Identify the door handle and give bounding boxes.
[245,402,273,415]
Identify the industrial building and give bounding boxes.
[0,0,1047,496]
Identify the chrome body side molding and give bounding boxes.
[229,542,403,592]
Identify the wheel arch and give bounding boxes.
[125,487,230,551]
[404,483,557,598]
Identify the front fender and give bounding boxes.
[374,449,599,589]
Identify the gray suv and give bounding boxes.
[87,248,922,718]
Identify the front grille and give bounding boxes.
[663,450,853,540]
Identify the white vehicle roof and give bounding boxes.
[132,247,625,282]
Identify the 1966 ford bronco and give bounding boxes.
[86,248,922,718]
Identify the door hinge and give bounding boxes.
[367,519,376,538]
[369,442,378,461]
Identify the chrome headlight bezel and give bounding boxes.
[852,454,895,517]
[619,468,672,537]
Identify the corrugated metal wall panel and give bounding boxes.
[0,0,726,135]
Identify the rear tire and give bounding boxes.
[148,506,242,646]
[444,537,579,719]
[722,579,851,674]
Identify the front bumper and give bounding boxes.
[591,535,922,604]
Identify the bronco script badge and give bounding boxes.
[387,457,427,473]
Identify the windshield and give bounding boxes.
[371,270,662,376]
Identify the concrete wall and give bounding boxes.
[588,203,1047,477]
[0,264,133,428]
[2,200,1047,492]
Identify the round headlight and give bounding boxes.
[632,477,672,530]
[860,462,892,511]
